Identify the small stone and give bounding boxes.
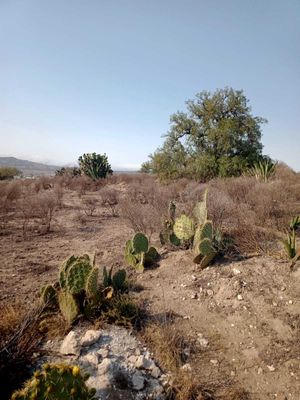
[132,372,145,390]
[97,348,109,358]
[210,359,218,366]
[151,366,161,378]
[198,338,209,348]
[288,300,293,304]
[267,365,275,372]
[60,331,80,355]
[191,292,198,299]
[230,370,235,376]
[237,294,243,300]
[257,367,263,375]
[80,352,99,368]
[128,355,138,364]
[233,268,241,275]
[181,363,191,371]
[191,275,197,281]
[135,355,154,370]
[281,286,286,291]
[81,330,101,346]
[272,302,277,306]
[98,358,112,375]
[207,289,214,296]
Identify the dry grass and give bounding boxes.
[0,303,44,399]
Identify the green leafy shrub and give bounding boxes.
[10,363,96,400]
[78,153,113,180]
[0,167,21,180]
[124,232,159,272]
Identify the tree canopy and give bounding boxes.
[142,87,267,181]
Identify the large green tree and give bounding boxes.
[142,88,267,181]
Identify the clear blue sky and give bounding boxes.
[0,0,299,170]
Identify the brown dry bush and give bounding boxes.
[101,187,119,216]
[0,303,43,399]
[142,322,208,400]
[81,196,98,216]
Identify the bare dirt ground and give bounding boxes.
[1,188,299,399]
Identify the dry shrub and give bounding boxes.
[18,191,59,238]
[0,304,43,399]
[68,175,108,195]
[101,187,119,216]
[118,197,161,238]
[142,322,205,400]
[81,196,98,216]
[0,180,22,211]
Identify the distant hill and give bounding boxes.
[0,157,59,177]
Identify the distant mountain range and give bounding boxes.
[0,157,59,177]
[0,157,139,176]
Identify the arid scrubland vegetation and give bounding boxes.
[0,162,300,399]
[0,89,300,400]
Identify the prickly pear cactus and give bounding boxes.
[85,267,99,299]
[66,261,92,295]
[173,215,195,241]
[124,233,159,272]
[58,291,79,325]
[132,233,148,253]
[10,363,96,400]
[193,219,217,267]
[193,189,208,225]
[41,284,57,307]
[112,269,127,291]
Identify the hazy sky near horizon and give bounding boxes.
[0,0,299,170]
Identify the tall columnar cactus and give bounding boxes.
[10,363,97,400]
[124,233,159,272]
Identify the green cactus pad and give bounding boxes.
[132,233,149,253]
[199,238,215,255]
[58,291,79,324]
[193,189,208,225]
[41,284,57,306]
[112,269,127,291]
[66,261,92,294]
[85,267,99,298]
[200,221,213,240]
[200,251,216,268]
[193,253,204,264]
[173,215,195,241]
[10,363,97,400]
[145,246,159,265]
[169,233,181,246]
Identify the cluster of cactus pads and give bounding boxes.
[125,233,159,272]
[11,363,96,400]
[171,190,218,268]
[41,254,127,324]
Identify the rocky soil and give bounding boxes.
[41,326,167,400]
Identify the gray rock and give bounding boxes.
[60,331,80,355]
[81,330,101,346]
[132,371,145,390]
[151,365,161,378]
[98,358,113,375]
[135,355,155,370]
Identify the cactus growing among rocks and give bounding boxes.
[173,214,195,241]
[193,220,217,268]
[10,363,96,400]
[124,233,159,272]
